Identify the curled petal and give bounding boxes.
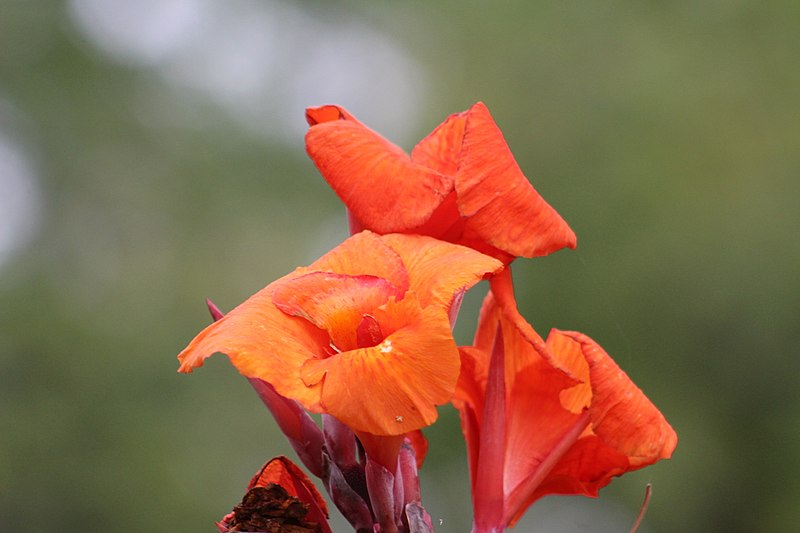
[301,296,459,435]
[178,285,329,410]
[506,331,677,523]
[549,331,678,465]
[307,230,410,295]
[456,102,577,258]
[305,105,453,233]
[455,286,676,530]
[411,110,467,177]
[273,272,401,352]
[502,362,587,522]
[381,233,503,310]
[356,314,384,349]
[306,104,360,125]
[179,232,487,435]
[468,279,567,392]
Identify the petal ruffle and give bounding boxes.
[272,272,401,353]
[549,330,678,465]
[502,348,581,499]
[507,330,677,521]
[300,296,459,435]
[456,102,577,258]
[454,286,677,529]
[307,230,410,295]
[179,232,495,436]
[381,233,503,310]
[411,111,467,177]
[177,283,329,410]
[306,103,576,263]
[454,294,581,506]
[305,105,453,233]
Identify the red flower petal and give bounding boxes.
[177,284,329,410]
[306,104,359,125]
[411,110,468,177]
[454,286,677,529]
[381,233,503,310]
[549,330,678,465]
[306,230,410,295]
[272,272,401,353]
[179,232,407,411]
[179,231,498,437]
[453,347,483,487]
[504,330,677,523]
[520,433,630,505]
[300,295,459,435]
[305,105,453,233]
[456,102,577,258]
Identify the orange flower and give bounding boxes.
[453,272,677,531]
[178,231,502,437]
[305,102,576,262]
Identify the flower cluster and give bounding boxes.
[178,102,677,532]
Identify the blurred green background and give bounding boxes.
[1,1,798,531]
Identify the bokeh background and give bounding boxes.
[2,1,798,531]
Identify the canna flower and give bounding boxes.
[178,230,502,440]
[305,102,576,263]
[200,280,443,533]
[453,271,677,531]
[217,456,331,533]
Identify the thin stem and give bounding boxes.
[630,484,653,533]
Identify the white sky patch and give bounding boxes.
[68,0,203,66]
[68,0,428,144]
[0,129,41,271]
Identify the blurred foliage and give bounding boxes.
[1,1,799,531]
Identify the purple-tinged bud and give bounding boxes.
[366,457,400,533]
[205,298,225,322]
[323,414,359,469]
[398,440,421,506]
[249,378,325,478]
[324,452,374,533]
